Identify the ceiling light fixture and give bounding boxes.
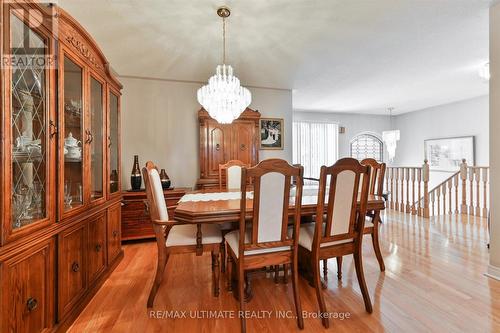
[197,6,251,124]
[382,107,400,163]
[478,62,490,81]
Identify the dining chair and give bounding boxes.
[225,159,304,333]
[331,158,387,280]
[298,158,372,328]
[219,159,249,190]
[218,160,250,272]
[360,158,386,271]
[142,161,222,307]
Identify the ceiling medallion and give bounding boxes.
[197,6,251,124]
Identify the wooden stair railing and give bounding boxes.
[386,159,489,218]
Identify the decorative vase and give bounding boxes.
[110,169,119,193]
[160,169,171,190]
[130,155,142,190]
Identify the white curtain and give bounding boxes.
[293,121,339,183]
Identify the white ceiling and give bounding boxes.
[58,0,491,114]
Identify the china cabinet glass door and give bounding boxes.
[10,13,50,229]
[62,56,84,211]
[109,93,120,194]
[90,76,104,201]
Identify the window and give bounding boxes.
[350,133,383,162]
[293,121,338,182]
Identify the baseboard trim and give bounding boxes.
[485,264,500,281]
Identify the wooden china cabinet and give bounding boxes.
[0,2,122,332]
[196,107,261,189]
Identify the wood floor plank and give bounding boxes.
[68,211,500,332]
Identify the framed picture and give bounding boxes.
[260,118,284,150]
[424,136,475,171]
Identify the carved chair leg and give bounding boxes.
[220,240,226,273]
[147,250,169,308]
[238,264,247,333]
[283,264,289,284]
[227,251,233,292]
[291,260,304,329]
[353,251,373,313]
[274,265,280,283]
[323,259,328,281]
[336,256,343,280]
[313,258,329,328]
[212,249,220,297]
[372,216,385,272]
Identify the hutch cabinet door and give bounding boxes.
[108,90,121,196]
[58,223,88,320]
[2,6,57,243]
[59,53,87,218]
[1,238,55,333]
[207,121,232,178]
[87,212,107,283]
[232,121,256,165]
[107,202,122,263]
[88,73,106,205]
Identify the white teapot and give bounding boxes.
[64,132,81,148]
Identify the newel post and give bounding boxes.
[422,160,430,218]
[460,159,468,214]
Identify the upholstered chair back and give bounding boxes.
[314,158,370,247]
[219,160,249,190]
[361,158,386,196]
[238,159,303,257]
[226,165,242,190]
[142,161,169,222]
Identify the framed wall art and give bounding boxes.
[260,118,284,150]
[424,136,475,171]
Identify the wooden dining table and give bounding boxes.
[174,188,386,253]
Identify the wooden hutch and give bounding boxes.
[196,107,261,189]
[0,2,123,332]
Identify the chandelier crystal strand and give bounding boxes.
[197,7,251,124]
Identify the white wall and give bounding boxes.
[393,95,489,167]
[120,76,292,189]
[293,111,390,159]
[488,2,500,278]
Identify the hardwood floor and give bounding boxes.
[69,211,500,332]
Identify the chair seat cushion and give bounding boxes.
[166,224,222,247]
[294,223,353,251]
[224,230,291,258]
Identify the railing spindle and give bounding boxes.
[482,168,488,217]
[460,159,468,214]
[469,166,475,215]
[411,168,416,215]
[475,168,481,217]
[423,160,430,218]
[447,179,452,214]
[454,174,459,214]
[417,169,422,216]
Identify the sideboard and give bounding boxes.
[121,188,191,241]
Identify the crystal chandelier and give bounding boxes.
[382,107,400,162]
[197,7,251,124]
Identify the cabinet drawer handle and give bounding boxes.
[113,230,118,238]
[26,297,38,312]
[71,262,80,272]
[240,143,246,150]
[95,243,102,252]
[215,143,220,151]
